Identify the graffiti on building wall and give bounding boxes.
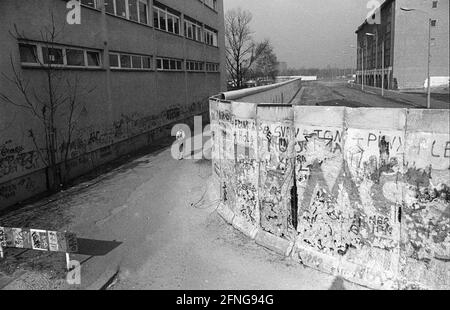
[0,176,39,201]
[0,100,209,206]
[63,100,209,160]
[0,140,40,181]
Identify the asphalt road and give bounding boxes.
[293,81,449,109]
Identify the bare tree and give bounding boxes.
[250,42,279,81]
[0,15,95,192]
[225,8,270,89]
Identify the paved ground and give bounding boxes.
[0,135,366,290]
[293,81,449,109]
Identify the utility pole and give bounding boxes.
[401,7,433,109]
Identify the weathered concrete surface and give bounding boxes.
[210,98,450,290]
[222,78,302,104]
[257,106,296,239]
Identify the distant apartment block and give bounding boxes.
[355,0,449,90]
[0,0,225,208]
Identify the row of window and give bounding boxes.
[153,3,218,46]
[82,0,149,24]
[153,5,180,35]
[184,18,203,42]
[19,42,219,72]
[81,1,219,47]
[186,60,204,71]
[19,42,101,68]
[110,52,152,69]
[205,63,219,72]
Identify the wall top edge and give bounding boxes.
[218,77,302,101]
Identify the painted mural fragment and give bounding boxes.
[215,101,236,209]
[232,102,259,226]
[399,109,450,290]
[294,107,349,264]
[257,106,295,239]
[292,107,404,289]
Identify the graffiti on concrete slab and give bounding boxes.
[234,116,259,225]
[0,140,40,180]
[259,121,295,238]
[401,133,450,268]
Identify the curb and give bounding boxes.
[232,216,259,240]
[217,203,235,224]
[255,230,294,257]
[86,264,120,290]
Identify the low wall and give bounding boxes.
[221,77,302,104]
[210,97,450,290]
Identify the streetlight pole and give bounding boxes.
[426,18,432,109]
[381,37,385,96]
[401,7,432,109]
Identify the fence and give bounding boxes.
[210,95,450,290]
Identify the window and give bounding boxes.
[20,42,101,68]
[153,5,180,34]
[128,0,139,22]
[42,47,64,65]
[132,55,142,68]
[167,15,174,33]
[204,0,218,11]
[19,43,38,64]
[432,1,438,8]
[67,49,85,66]
[138,0,148,24]
[110,52,152,70]
[116,0,127,18]
[87,51,101,66]
[431,19,437,27]
[142,56,151,69]
[81,0,97,8]
[158,8,167,31]
[105,0,115,14]
[206,62,219,72]
[156,57,182,71]
[186,60,204,72]
[185,17,203,42]
[120,54,131,68]
[109,54,119,67]
[204,27,218,46]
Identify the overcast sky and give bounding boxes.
[223,0,373,69]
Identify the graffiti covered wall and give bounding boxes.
[211,100,449,290]
[0,100,210,210]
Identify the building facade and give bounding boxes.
[0,0,225,209]
[355,0,449,90]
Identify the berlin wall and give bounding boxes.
[210,97,449,290]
